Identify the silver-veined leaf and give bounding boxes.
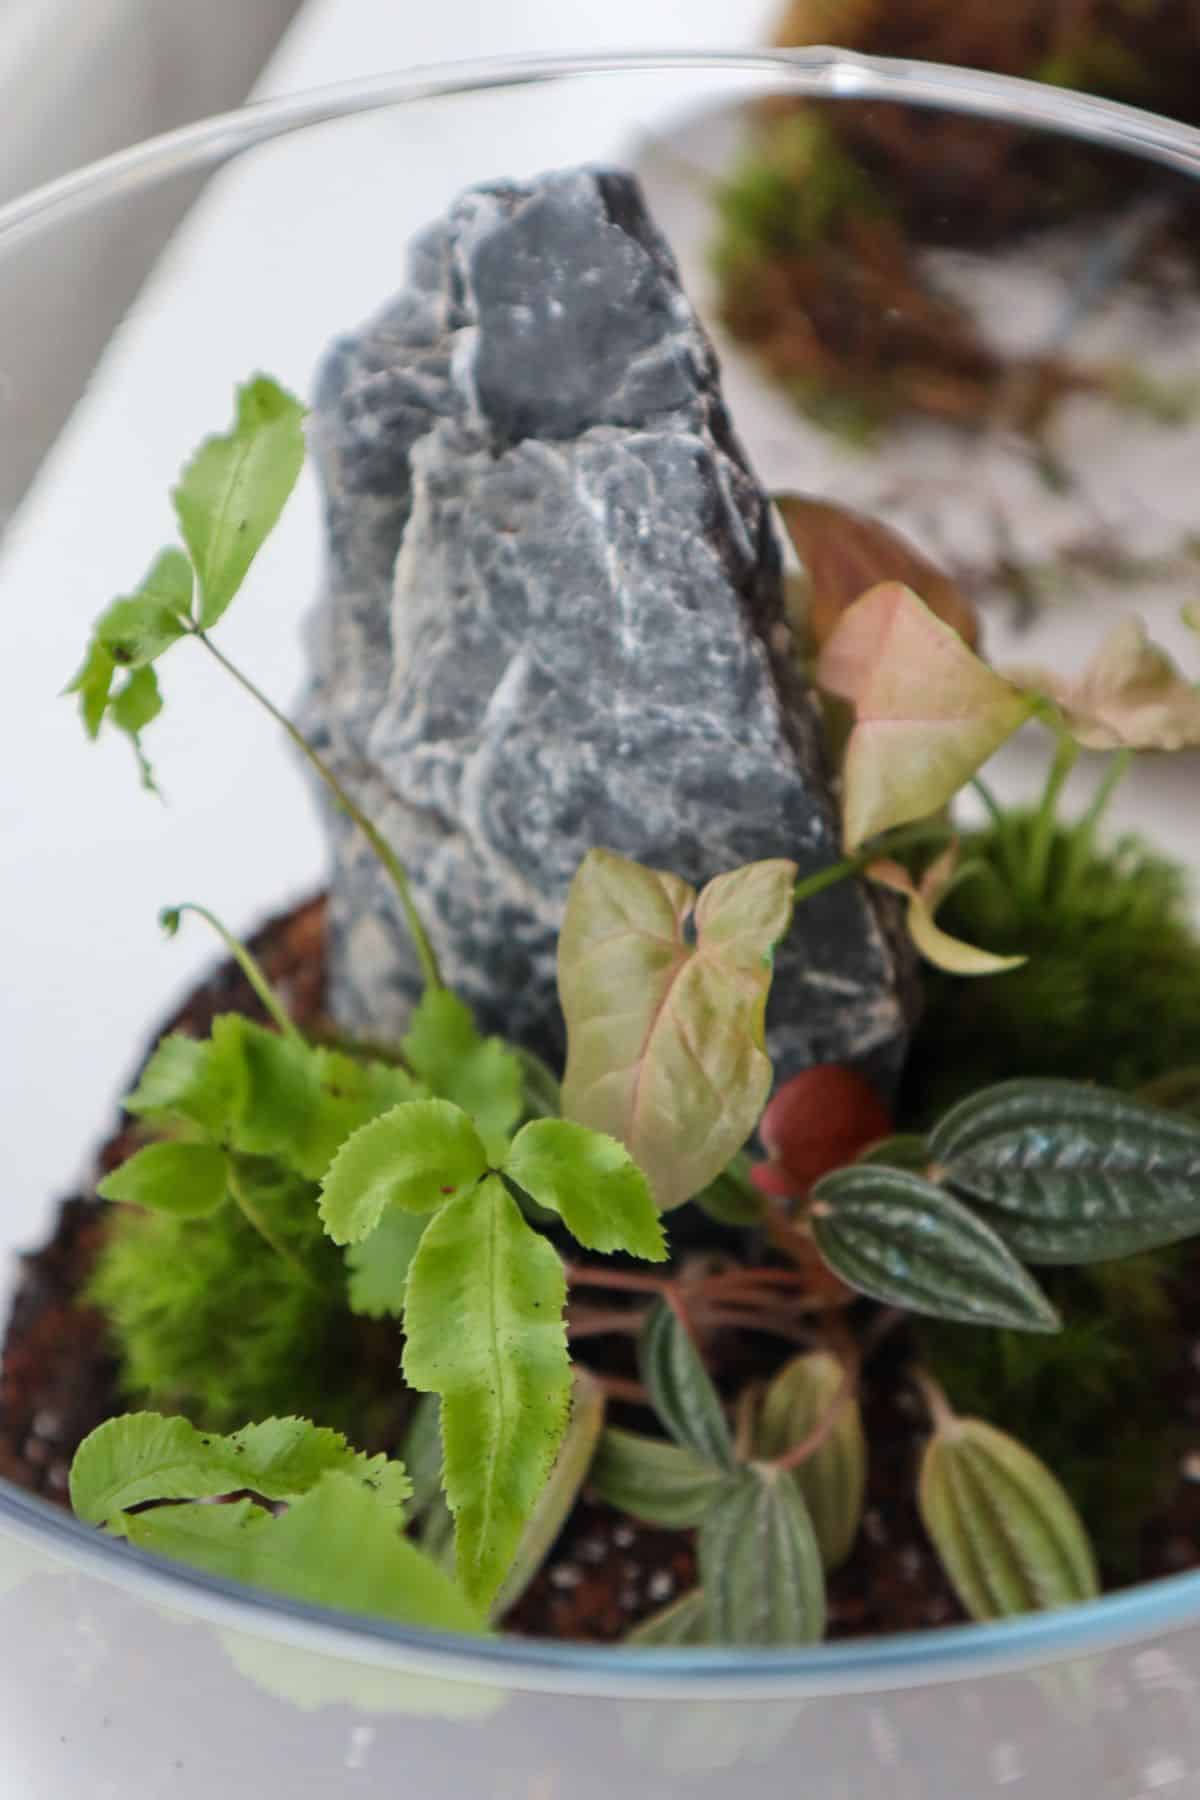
[810,1165,1059,1331]
[588,1427,729,1527]
[345,1207,429,1317]
[698,1465,826,1646]
[929,1078,1200,1263]
[626,1587,710,1647]
[919,1416,1099,1620]
[855,1133,930,1171]
[402,1174,571,1610]
[755,1351,866,1570]
[638,1301,735,1469]
[294,1049,424,1182]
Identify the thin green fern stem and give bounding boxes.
[192,629,444,993]
[163,902,300,1043]
[1060,749,1134,904]
[1026,734,1079,902]
[225,1158,316,1283]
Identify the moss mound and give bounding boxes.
[902,810,1200,1571]
[88,1161,392,1441]
[903,814,1200,1121]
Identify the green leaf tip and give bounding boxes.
[172,373,306,631]
[402,1174,571,1611]
[400,988,524,1156]
[70,1411,411,1527]
[71,1413,481,1637]
[318,1098,488,1246]
[639,1301,735,1469]
[123,1032,240,1137]
[345,1207,429,1318]
[626,1586,711,1647]
[919,1415,1099,1621]
[67,547,192,793]
[490,1367,606,1619]
[504,1119,667,1262]
[97,1141,229,1219]
[699,1464,826,1646]
[589,1427,729,1528]
[756,1352,867,1571]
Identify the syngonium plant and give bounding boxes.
[62,376,1200,1645]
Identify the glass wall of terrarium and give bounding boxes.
[4,51,1200,1800]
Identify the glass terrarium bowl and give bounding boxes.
[3,49,1200,1799]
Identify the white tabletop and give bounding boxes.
[0,0,773,1256]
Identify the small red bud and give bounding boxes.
[755,1065,892,1199]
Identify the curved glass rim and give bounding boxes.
[6,45,1200,1694]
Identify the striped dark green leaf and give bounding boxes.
[755,1352,866,1570]
[638,1302,735,1469]
[626,1587,710,1647]
[810,1166,1060,1332]
[854,1133,930,1172]
[919,1417,1099,1621]
[698,1465,826,1646]
[930,1078,1200,1263]
[589,1427,729,1527]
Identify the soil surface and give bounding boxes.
[6,896,1200,1643]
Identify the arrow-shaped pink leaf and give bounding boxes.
[558,851,797,1212]
[817,583,1032,850]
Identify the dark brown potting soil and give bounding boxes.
[6,896,1200,1643]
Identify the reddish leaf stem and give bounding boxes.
[769,1308,904,1473]
[771,1356,859,1474]
[563,1265,673,1296]
[566,1307,645,1340]
[580,1371,649,1407]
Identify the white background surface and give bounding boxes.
[0,0,300,516]
[0,1,772,1262]
[2,0,1197,1275]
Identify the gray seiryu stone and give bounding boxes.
[303,168,914,1088]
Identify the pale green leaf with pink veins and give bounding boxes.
[817,582,1033,850]
[557,850,796,1212]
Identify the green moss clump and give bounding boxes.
[902,810,1200,1571]
[88,1160,368,1437]
[919,1255,1183,1575]
[903,814,1200,1121]
[711,112,886,281]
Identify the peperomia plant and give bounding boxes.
[61,374,1200,1647]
